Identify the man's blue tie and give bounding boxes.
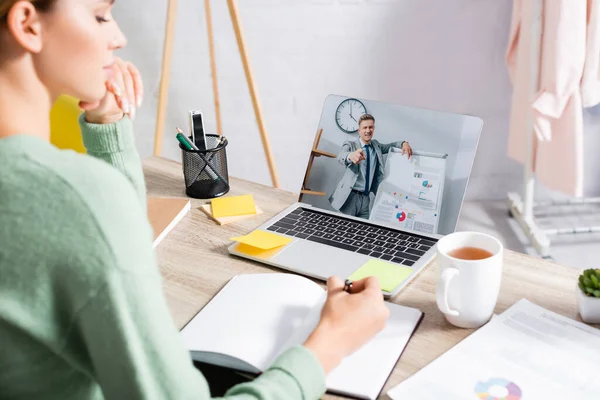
[364,144,370,196]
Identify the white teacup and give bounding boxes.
[435,231,503,328]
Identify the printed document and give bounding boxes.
[370,149,446,234]
[388,299,600,399]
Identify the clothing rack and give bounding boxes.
[507,0,600,259]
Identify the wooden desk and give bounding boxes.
[144,156,597,399]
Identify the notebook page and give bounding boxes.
[279,298,423,400]
[180,273,324,371]
[274,292,327,359]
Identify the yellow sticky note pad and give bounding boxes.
[234,243,285,260]
[212,194,257,218]
[348,259,413,292]
[230,230,292,250]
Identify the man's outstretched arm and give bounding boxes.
[378,140,406,154]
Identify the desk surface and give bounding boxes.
[143,156,596,399]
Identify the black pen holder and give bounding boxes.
[179,134,230,199]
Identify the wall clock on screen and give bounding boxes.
[335,98,367,133]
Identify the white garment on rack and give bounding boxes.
[582,0,600,108]
[506,0,588,197]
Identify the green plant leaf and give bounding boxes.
[579,281,586,292]
[594,290,600,298]
[579,275,585,285]
[584,276,592,287]
[586,287,595,294]
[592,274,599,288]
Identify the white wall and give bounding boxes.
[112,0,600,200]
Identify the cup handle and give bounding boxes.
[436,267,459,317]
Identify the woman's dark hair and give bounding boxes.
[1,0,55,24]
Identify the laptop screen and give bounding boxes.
[299,94,483,236]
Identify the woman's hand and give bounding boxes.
[80,57,143,125]
[303,276,390,374]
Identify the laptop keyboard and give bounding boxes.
[266,208,437,267]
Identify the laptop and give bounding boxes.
[229,94,483,298]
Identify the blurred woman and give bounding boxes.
[0,1,389,398]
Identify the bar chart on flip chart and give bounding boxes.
[370,149,447,235]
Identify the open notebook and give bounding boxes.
[146,196,191,247]
[180,273,423,400]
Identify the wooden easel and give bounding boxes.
[153,0,281,188]
[298,128,336,202]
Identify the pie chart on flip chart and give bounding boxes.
[396,212,406,222]
[474,378,522,400]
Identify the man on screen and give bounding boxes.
[329,114,413,218]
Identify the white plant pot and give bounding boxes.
[576,284,600,324]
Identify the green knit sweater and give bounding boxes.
[0,115,326,399]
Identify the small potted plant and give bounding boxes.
[577,268,600,324]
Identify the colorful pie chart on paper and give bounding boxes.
[474,378,522,400]
[396,212,406,222]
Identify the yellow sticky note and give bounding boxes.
[212,194,257,218]
[234,243,285,259]
[348,259,413,292]
[230,230,292,250]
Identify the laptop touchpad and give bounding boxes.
[273,239,366,281]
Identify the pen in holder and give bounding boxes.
[179,134,230,199]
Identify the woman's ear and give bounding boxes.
[6,1,43,53]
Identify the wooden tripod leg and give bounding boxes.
[154,0,178,156]
[312,128,324,151]
[299,154,316,203]
[205,0,222,137]
[301,129,323,193]
[227,0,280,188]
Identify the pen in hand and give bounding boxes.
[344,279,353,294]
